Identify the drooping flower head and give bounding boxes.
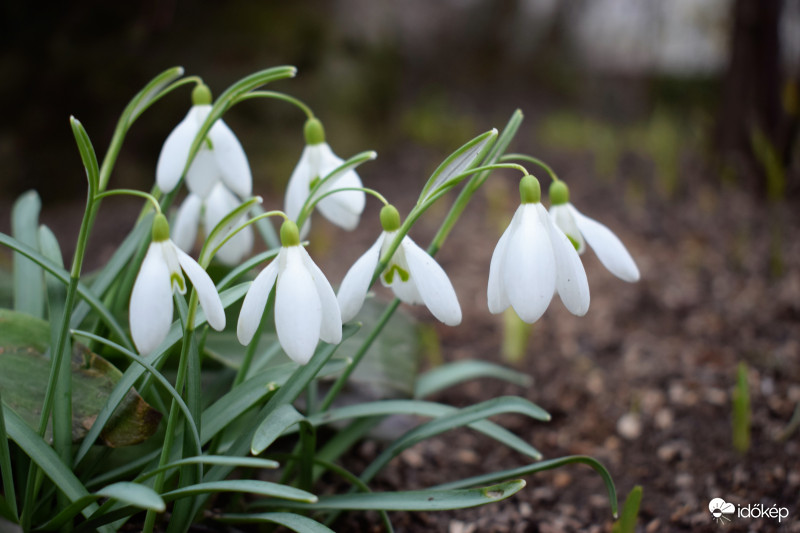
[284,117,366,237]
[548,181,640,282]
[156,83,254,265]
[337,205,462,326]
[130,214,225,355]
[488,175,590,323]
[237,220,342,365]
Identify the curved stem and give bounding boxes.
[234,90,314,118]
[204,210,288,267]
[93,189,162,213]
[500,153,559,182]
[297,186,388,226]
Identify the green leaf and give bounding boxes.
[125,66,185,124]
[69,117,100,193]
[431,455,618,518]
[307,399,540,460]
[0,310,161,447]
[0,231,133,350]
[732,361,751,453]
[37,482,165,531]
[251,404,308,455]
[2,406,105,525]
[360,396,550,484]
[163,479,316,503]
[138,456,279,482]
[414,360,531,399]
[260,480,525,511]
[11,191,44,318]
[0,391,18,522]
[418,129,497,204]
[218,512,334,532]
[613,485,642,533]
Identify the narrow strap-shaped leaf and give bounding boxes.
[163,479,316,503]
[37,482,165,530]
[69,117,100,194]
[414,360,532,398]
[0,391,18,521]
[73,283,248,466]
[137,456,278,483]
[431,455,618,518]
[1,406,110,529]
[614,485,642,533]
[418,129,497,204]
[218,512,335,532]
[11,191,44,318]
[124,66,185,125]
[0,496,14,522]
[305,399,541,461]
[258,480,525,512]
[360,396,549,484]
[251,404,308,455]
[0,231,132,350]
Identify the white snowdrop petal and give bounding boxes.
[390,277,424,305]
[487,207,519,314]
[570,204,640,282]
[237,259,279,345]
[504,204,556,323]
[185,149,221,198]
[130,243,174,355]
[210,119,252,197]
[543,205,590,316]
[171,194,203,253]
[337,234,383,322]
[284,145,316,224]
[550,203,585,254]
[275,247,322,365]
[216,220,253,266]
[403,237,462,326]
[175,245,226,331]
[300,248,342,344]
[156,106,210,193]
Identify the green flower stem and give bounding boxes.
[199,206,284,269]
[234,90,314,119]
[298,186,389,225]
[233,289,275,387]
[93,189,162,213]
[142,292,200,533]
[500,153,560,183]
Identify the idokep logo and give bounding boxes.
[709,497,791,525]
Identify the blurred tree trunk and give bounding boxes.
[717,0,787,193]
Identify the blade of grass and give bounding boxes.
[414,360,532,398]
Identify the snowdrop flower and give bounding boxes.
[284,118,365,236]
[548,181,640,282]
[237,220,342,365]
[156,83,254,265]
[337,205,462,326]
[172,183,255,266]
[156,83,252,198]
[130,214,225,355]
[488,175,590,323]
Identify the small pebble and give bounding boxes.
[617,413,643,440]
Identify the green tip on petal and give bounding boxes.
[380,205,401,232]
[192,83,212,106]
[549,181,570,205]
[519,175,541,204]
[304,118,325,145]
[152,213,170,242]
[280,220,301,247]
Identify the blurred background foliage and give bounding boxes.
[0,0,797,206]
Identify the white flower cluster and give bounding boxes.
[129,86,639,366]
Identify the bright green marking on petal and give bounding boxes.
[549,181,570,205]
[152,214,170,242]
[383,264,409,284]
[309,176,320,191]
[171,272,186,293]
[567,234,580,251]
[204,137,214,150]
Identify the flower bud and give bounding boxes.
[192,83,212,106]
[304,117,325,145]
[519,174,541,204]
[549,181,570,205]
[280,219,301,247]
[380,204,401,232]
